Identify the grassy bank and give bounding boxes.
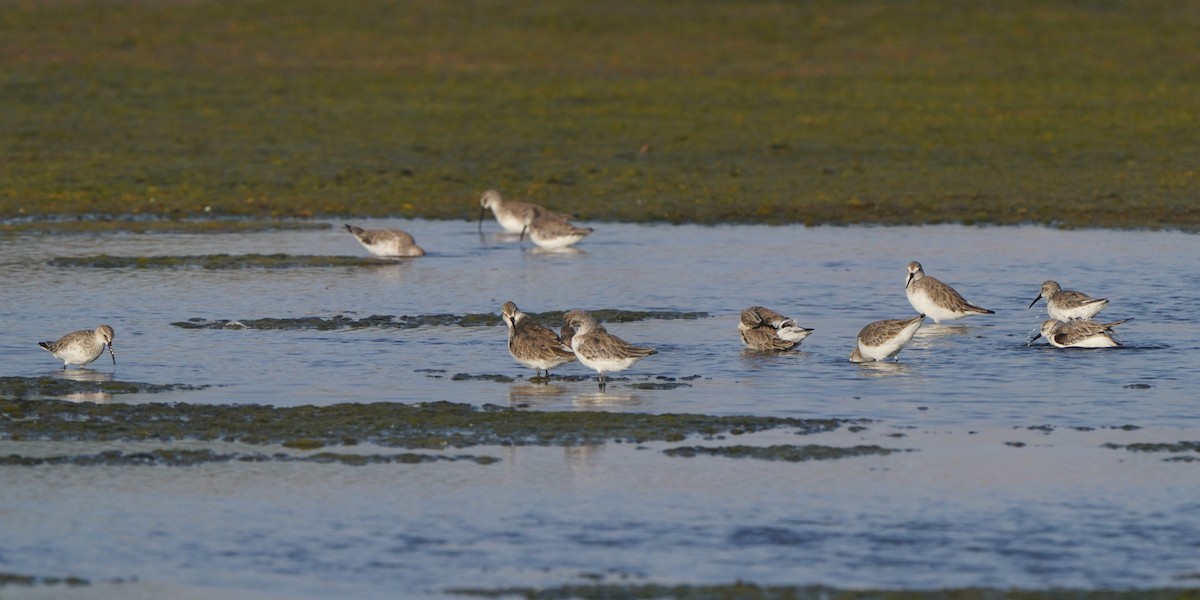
[2,0,1198,228]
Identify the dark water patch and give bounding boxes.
[173,310,708,330]
[1103,441,1200,453]
[627,382,692,390]
[2,218,330,235]
[49,254,395,269]
[728,526,821,547]
[663,444,903,462]
[449,583,1200,599]
[552,375,596,382]
[0,376,206,400]
[1017,424,1140,434]
[0,572,90,587]
[0,400,853,448]
[452,373,516,383]
[0,448,498,467]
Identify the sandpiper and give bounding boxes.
[478,189,568,235]
[905,261,994,323]
[738,306,814,351]
[562,309,657,390]
[849,314,925,363]
[527,214,593,249]
[1029,318,1128,348]
[39,325,116,369]
[500,301,575,380]
[559,323,576,348]
[344,224,425,257]
[1029,280,1109,321]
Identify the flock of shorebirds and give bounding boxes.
[37,190,1129,389]
[498,261,1128,389]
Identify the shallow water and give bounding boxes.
[1,221,1199,597]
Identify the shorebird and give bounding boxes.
[560,323,576,348]
[1029,318,1129,348]
[527,214,593,249]
[477,189,568,236]
[738,306,814,351]
[849,314,924,363]
[1029,280,1109,321]
[562,310,656,389]
[500,301,575,380]
[39,325,116,369]
[905,261,994,323]
[344,224,425,257]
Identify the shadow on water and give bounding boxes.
[51,368,113,383]
[573,390,643,408]
[915,324,970,337]
[527,247,586,257]
[507,383,571,407]
[853,361,912,377]
[50,368,116,402]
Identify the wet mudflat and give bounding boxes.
[1,221,1198,598]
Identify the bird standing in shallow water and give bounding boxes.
[344,224,425,257]
[849,314,924,363]
[738,306,814,351]
[1029,318,1128,348]
[526,214,593,249]
[478,189,569,236]
[39,325,116,369]
[562,310,656,390]
[904,261,993,324]
[1029,280,1109,321]
[500,301,575,381]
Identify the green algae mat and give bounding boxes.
[0,399,850,448]
[47,254,398,269]
[0,376,204,398]
[3,0,1199,230]
[1,219,330,235]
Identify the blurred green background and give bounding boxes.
[2,0,1197,228]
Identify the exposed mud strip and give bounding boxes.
[48,254,396,269]
[0,400,854,448]
[2,219,331,235]
[0,448,498,467]
[662,444,907,462]
[0,376,206,399]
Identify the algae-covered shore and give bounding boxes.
[3,0,1199,230]
[0,397,848,448]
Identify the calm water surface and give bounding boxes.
[1,221,1198,598]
